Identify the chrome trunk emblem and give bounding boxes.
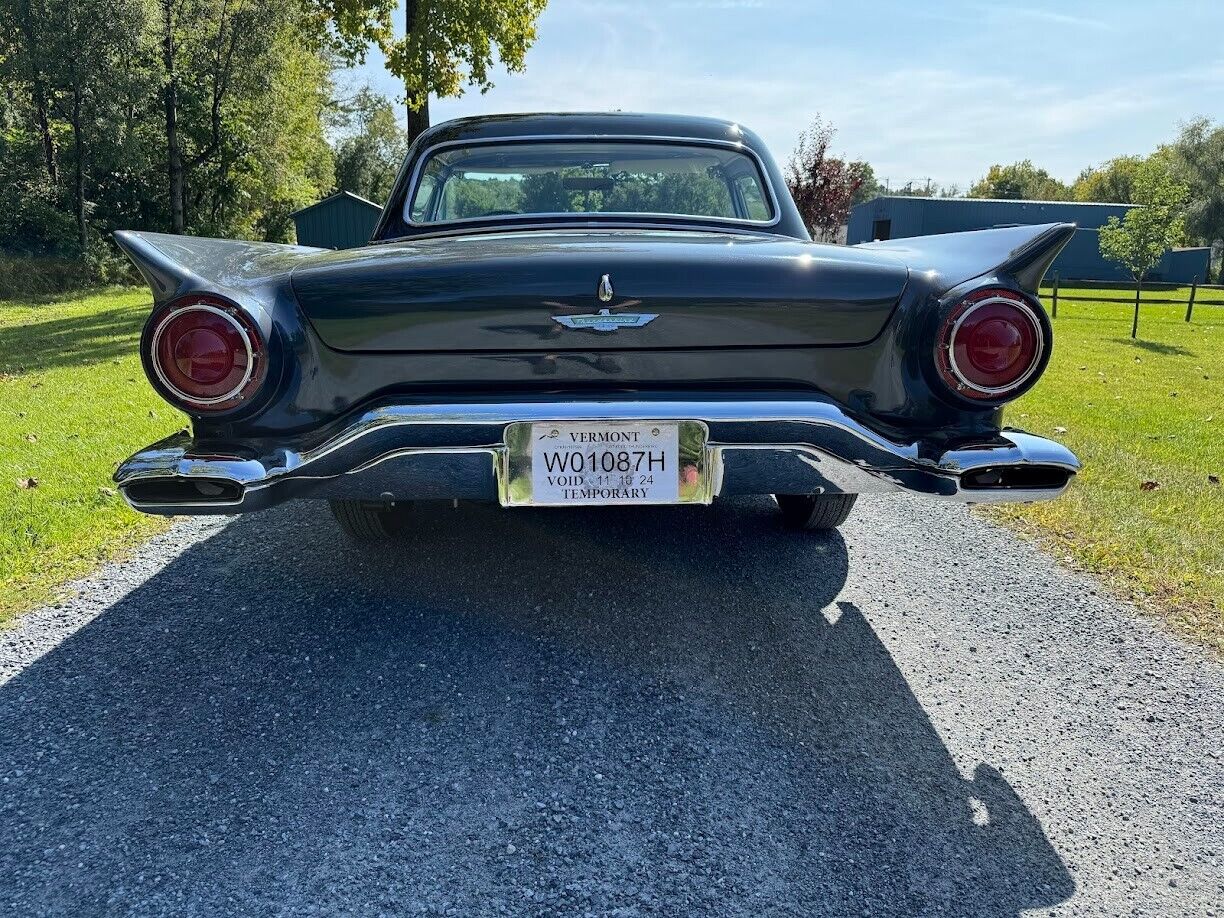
[597,273,614,302]
[552,308,658,332]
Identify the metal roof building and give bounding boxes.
[291,191,383,250]
[847,196,1210,284]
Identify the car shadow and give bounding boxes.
[0,303,149,375]
[0,498,1073,916]
[1110,337,1196,357]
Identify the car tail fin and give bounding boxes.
[856,222,1076,294]
[113,230,323,303]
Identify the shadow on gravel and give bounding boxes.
[0,498,1072,916]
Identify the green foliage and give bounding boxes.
[1098,159,1189,282]
[332,88,408,204]
[1072,155,1145,203]
[968,160,1071,201]
[851,162,881,206]
[312,0,546,136]
[445,176,524,218]
[1168,117,1224,252]
[520,173,569,213]
[0,0,336,274]
[605,172,733,216]
[432,168,737,220]
[383,0,547,110]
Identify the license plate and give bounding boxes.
[502,420,710,507]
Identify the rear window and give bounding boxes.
[406,141,774,225]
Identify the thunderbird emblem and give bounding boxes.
[552,308,658,332]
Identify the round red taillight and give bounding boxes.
[936,289,1045,400]
[149,296,264,411]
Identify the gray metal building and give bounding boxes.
[291,191,383,250]
[847,197,1210,283]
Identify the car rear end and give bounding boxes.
[111,114,1079,529]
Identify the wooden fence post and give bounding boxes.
[1185,278,1198,322]
[1131,277,1142,339]
[1052,273,1059,318]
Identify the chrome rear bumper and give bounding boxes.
[114,398,1079,515]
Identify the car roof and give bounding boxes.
[416,112,767,149]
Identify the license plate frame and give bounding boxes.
[501,419,711,507]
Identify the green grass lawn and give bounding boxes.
[990,286,1224,650]
[0,289,181,624]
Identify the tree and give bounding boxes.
[785,117,869,242]
[967,160,1070,201]
[1071,155,1145,203]
[312,0,547,143]
[1098,159,1189,338]
[1168,117,1224,280]
[850,162,881,206]
[332,88,408,203]
[0,0,336,267]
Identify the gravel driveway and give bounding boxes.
[1,496,1220,917]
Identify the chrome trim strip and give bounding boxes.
[401,134,783,231]
[115,399,1080,514]
[149,303,256,406]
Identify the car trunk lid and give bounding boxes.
[290,231,908,352]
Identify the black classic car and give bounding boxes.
[113,112,1078,538]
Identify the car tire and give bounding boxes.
[328,499,411,541]
[773,493,858,530]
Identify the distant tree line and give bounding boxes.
[0,0,345,276]
[0,0,545,281]
[789,114,1224,281]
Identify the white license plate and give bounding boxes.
[502,420,709,507]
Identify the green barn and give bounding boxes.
[291,191,383,249]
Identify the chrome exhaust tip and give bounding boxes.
[121,477,244,510]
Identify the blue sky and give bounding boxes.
[344,0,1223,189]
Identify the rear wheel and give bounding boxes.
[328,499,411,541]
[773,493,858,530]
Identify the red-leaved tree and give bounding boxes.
[785,117,870,242]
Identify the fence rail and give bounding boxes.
[1043,274,1224,330]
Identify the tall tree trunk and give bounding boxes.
[163,0,185,233]
[30,76,58,185]
[404,0,429,144]
[406,95,430,144]
[1131,275,1142,339]
[70,85,87,252]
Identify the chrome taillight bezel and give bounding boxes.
[934,287,1048,402]
[146,294,266,413]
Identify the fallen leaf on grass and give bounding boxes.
[1209,475,1221,486]
[16,477,39,489]
[1140,480,1161,492]
[1053,426,1068,434]
[24,433,38,443]
[98,486,116,498]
